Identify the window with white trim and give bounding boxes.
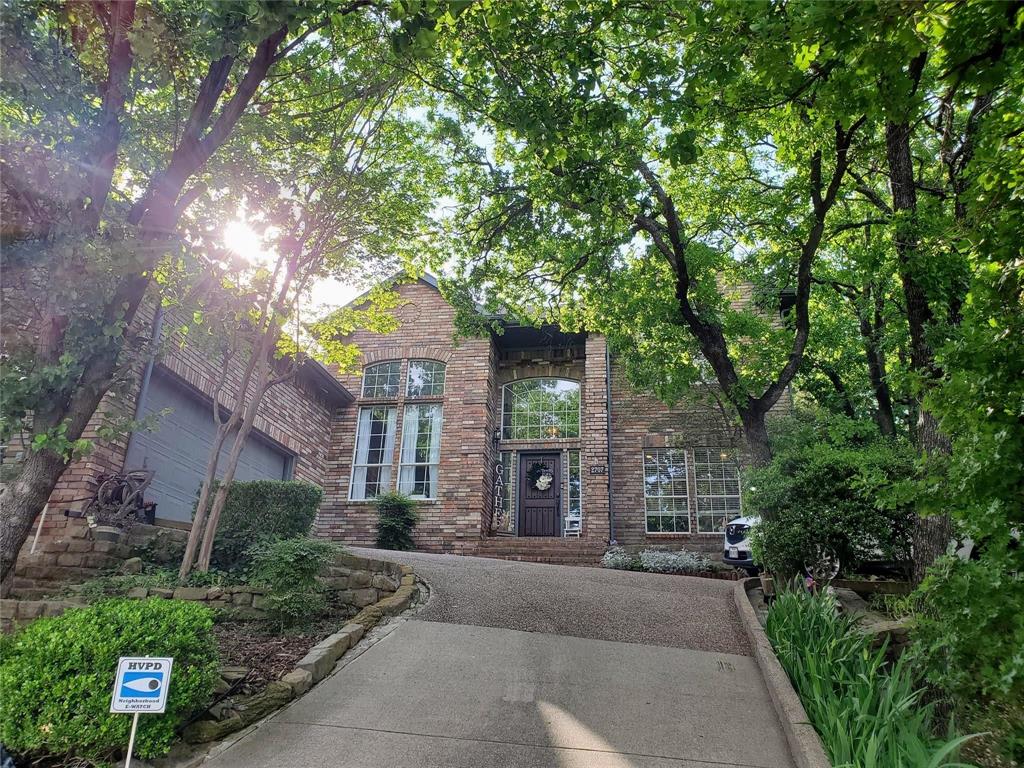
[693,448,742,533]
[350,406,396,500]
[398,404,443,499]
[643,449,690,533]
[361,361,400,398]
[406,360,446,398]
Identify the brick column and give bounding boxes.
[581,334,611,541]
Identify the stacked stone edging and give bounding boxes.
[182,564,420,745]
[11,521,190,598]
[1,551,405,633]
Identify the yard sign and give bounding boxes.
[111,657,174,768]
[111,657,173,713]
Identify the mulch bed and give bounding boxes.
[213,617,346,688]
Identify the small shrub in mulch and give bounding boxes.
[0,599,218,764]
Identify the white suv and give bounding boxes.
[724,515,760,574]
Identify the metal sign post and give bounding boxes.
[111,657,173,768]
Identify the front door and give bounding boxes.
[518,453,561,536]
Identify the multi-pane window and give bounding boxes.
[398,404,443,499]
[565,450,582,536]
[495,451,516,533]
[361,361,401,398]
[501,378,580,440]
[643,449,690,533]
[350,406,396,500]
[693,448,742,533]
[406,360,446,398]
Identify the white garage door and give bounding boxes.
[125,369,293,522]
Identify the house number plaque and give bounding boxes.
[589,465,607,475]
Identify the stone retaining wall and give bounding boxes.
[1,552,404,633]
[11,521,190,599]
[183,564,420,745]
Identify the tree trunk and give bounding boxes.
[820,364,857,419]
[195,369,272,571]
[859,288,896,437]
[886,120,944,449]
[177,420,237,579]
[740,406,773,469]
[0,449,67,596]
[886,118,953,580]
[913,513,954,583]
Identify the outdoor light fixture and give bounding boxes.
[492,427,501,447]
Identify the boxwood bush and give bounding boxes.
[0,599,219,763]
[202,480,323,573]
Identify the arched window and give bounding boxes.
[406,360,446,397]
[361,361,400,398]
[501,378,580,440]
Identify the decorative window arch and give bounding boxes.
[406,360,446,397]
[361,361,401,398]
[501,378,580,440]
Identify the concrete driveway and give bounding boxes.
[206,550,794,768]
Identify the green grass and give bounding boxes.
[765,588,976,767]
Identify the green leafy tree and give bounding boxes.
[419,0,876,467]
[177,39,446,577]
[0,0,461,591]
[0,0,368,591]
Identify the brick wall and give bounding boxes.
[10,301,339,577]
[608,363,791,552]
[317,280,493,553]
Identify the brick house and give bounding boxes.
[318,274,768,562]
[5,302,351,584]
[9,273,774,578]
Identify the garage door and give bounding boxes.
[124,369,293,522]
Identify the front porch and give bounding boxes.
[486,326,611,547]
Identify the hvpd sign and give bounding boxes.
[111,657,173,713]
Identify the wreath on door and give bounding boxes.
[527,461,554,491]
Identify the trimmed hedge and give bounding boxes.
[0,599,219,763]
[201,480,323,573]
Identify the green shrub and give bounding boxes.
[601,547,711,574]
[746,410,916,577]
[601,546,641,570]
[201,480,323,573]
[766,588,973,767]
[374,492,418,551]
[0,599,219,763]
[247,537,338,629]
[912,554,1024,707]
[71,566,231,602]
